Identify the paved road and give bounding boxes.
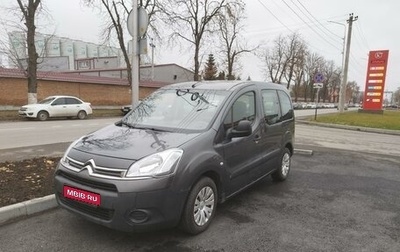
[0,118,121,162]
[0,117,120,150]
[1,109,400,251]
[296,124,400,157]
[0,109,342,150]
[0,108,345,154]
[1,144,399,251]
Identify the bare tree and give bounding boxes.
[320,60,335,103]
[346,81,361,104]
[303,52,324,102]
[263,34,287,84]
[218,1,255,80]
[291,46,307,102]
[159,0,227,81]
[16,0,42,104]
[394,87,400,106]
[84,0,159,85]
[283,33,307,89]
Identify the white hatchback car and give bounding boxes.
[18,95,93,121]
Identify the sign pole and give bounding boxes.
[314,87,320,120]
[131,0,139,109]
[312,78,323,120]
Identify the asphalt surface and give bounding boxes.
[0,120,399,251]
[0,145,399,251]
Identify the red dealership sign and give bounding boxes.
[362,50,389,110]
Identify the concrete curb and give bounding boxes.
[0,194,57,225]
[294,148,314,156]
[296,119,400,136]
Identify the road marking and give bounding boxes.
[0,127,36,131]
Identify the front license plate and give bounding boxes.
[63,185,101,206]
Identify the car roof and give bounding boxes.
[163,80,288,92]
[44,95,80,99]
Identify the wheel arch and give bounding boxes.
[37,110,50,120]
[285,142,294,155]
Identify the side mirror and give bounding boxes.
[228,120,252,139]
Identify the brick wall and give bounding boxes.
[0,77,158,106]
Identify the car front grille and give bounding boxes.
[58,193,114,221]
[57,170,118,192]
[64,157,127,179]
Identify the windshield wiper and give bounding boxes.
[117,120,168,132]
[134,126,169,132]
[116,120,135,128]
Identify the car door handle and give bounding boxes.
[254,135,261,144]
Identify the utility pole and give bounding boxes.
[338,13,358,113]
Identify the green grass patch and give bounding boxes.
[313,110,400,130]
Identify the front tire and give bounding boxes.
[77,110,87,120]
[271,147,291,182]
[180,177,217,235]
[37,111,49,121]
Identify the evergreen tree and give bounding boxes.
[203,54,218,80]
[217,71,226,80]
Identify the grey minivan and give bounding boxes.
[54,81,295,234]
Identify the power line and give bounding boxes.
[293,0,342,41]
[280,0,342,51]
[354,22,371,52]
[256,0,294,33]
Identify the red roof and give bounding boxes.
[0,67,170,88]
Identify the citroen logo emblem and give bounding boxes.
[81,159,96,173]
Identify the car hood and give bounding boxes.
[21,104,47,109]
[72,124,201,161]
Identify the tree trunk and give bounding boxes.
[194,46,200,81]
[25,1,40,104]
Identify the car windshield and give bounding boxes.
[38,97,56,104]
[121,88,229,132]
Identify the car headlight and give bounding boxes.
[126,148,183,178]
[61,137,84,164]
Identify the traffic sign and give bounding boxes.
[314,73,324,83]
[313,83,323,89]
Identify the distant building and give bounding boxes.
[64,63,195,83]
[8,31,123,71]
[7,32,194,83]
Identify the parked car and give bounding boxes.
[54,81,295,234]
[18,95,92,121]
[121,105,132,115]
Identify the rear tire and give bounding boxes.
[37,111,49,121]
[180,177,217,235]
[271,147,291,182]
[77,110,87,120]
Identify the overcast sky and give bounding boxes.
[1,0,399,93]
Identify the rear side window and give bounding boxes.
[66,98,82,105]
[277,90,293,121]
[261,90,281,125]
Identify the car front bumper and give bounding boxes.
[18,111,36,118]
[54,164,187,232]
